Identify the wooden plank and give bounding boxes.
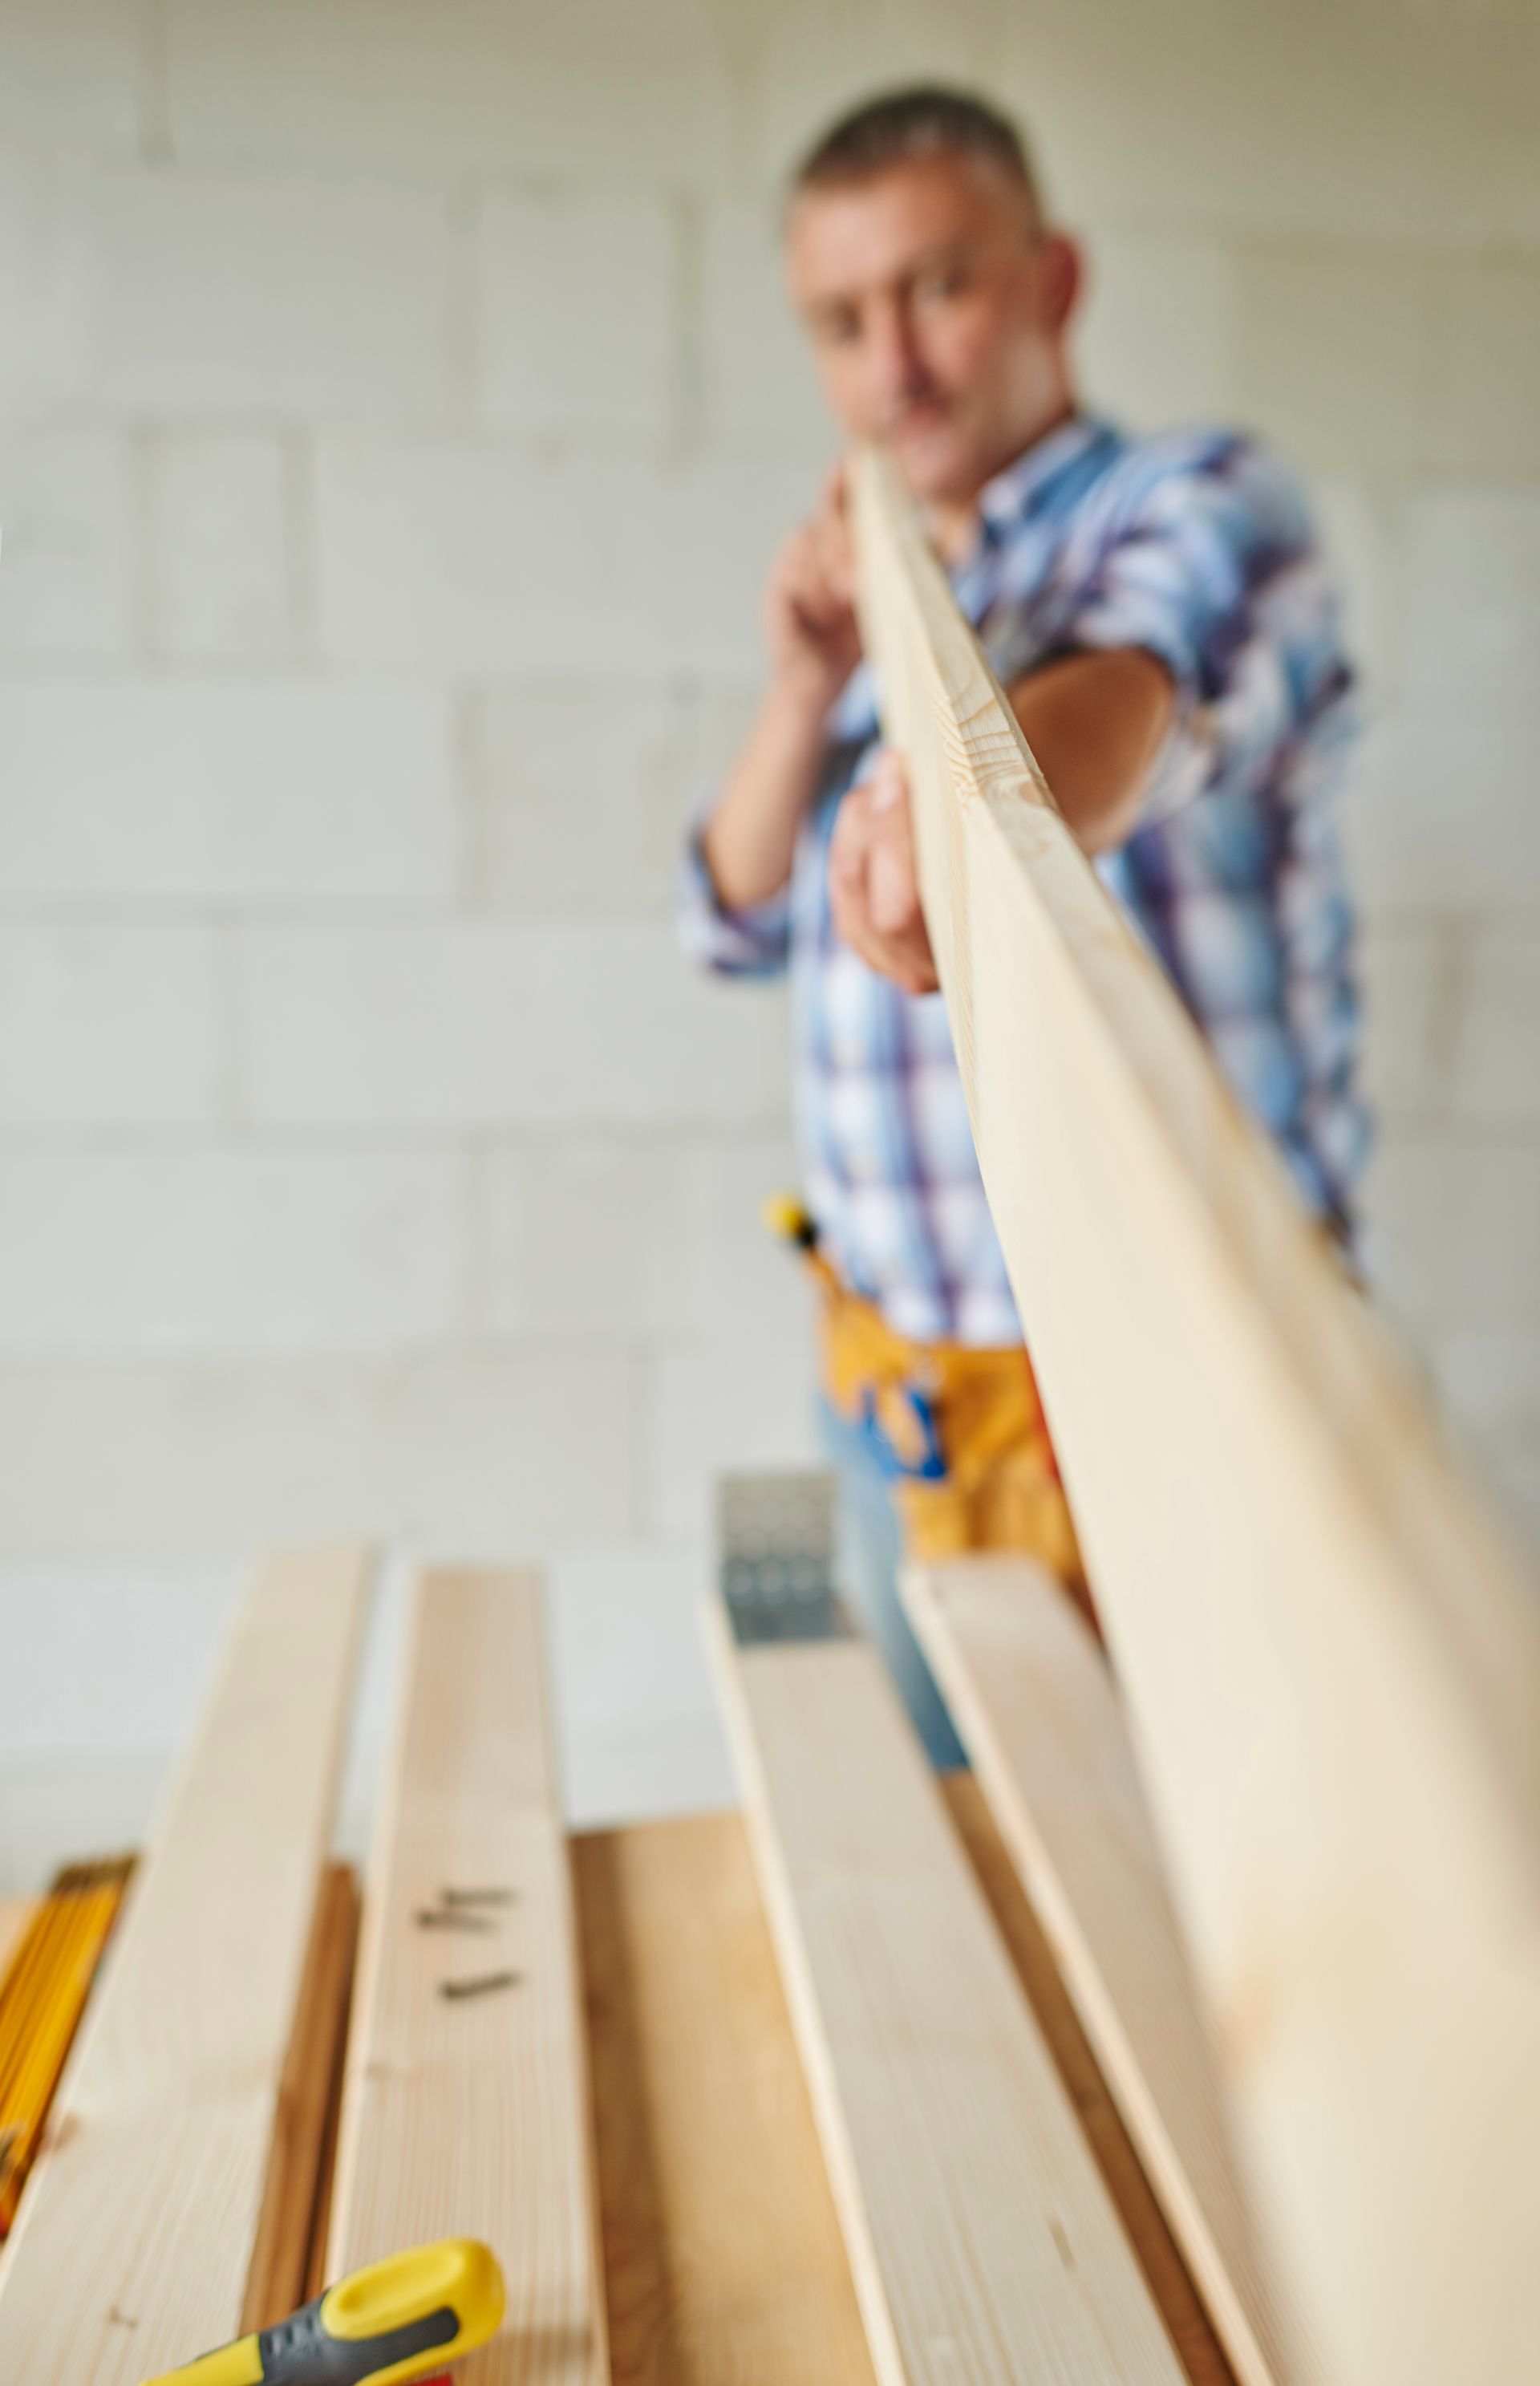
[574,1800,1236,2386]
[302,1869,362,2306]
[851,444,1540,2386]
[907,1557,1317,2386]
[573,1812,878,2386]
[941,1776,1234,2386]
[0,1548,368,2382]
[326,1568,609,2385]
[705,1599,1191,2386]
[243,1861,360,2329]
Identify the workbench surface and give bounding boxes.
[574,1780,1235,2386]
[0,1786,1235,2382]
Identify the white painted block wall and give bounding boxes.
[0,0,1536,1884]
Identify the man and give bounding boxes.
[679,87,1367,1765]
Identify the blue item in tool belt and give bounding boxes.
[856,1382,947,1483]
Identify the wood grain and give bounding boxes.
[941,1775,1234,2386]
[852,444,1540,2386]
[326,1568,609,2386]
[302,1869,362,2306]
[706,1600,1190,2386]
[0,1547,368,2382]
[573,1812,877,2386]
[910,1558,1315,2386]
[574,1799,1235,2386]
[243,1861,360,2329]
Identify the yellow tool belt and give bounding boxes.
[770,1201,1085,1592]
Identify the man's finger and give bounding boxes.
[868,830,918,935]
[863,752,920,933]
[829,784,873,904]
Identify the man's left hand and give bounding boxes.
[828,749,939,996]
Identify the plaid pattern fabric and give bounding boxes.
[679,415,1369,1345]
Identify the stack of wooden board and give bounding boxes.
[0,1549,1258,2386]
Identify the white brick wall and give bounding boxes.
[229,923,788,1126]
[0,162,453,422]
[0,0,1535,1866]
[477,194,677,444]
[0,684,461,901]
[0,1150,470,1349]
[0,434,129,661]
[0,926,225,1125]
[142,433,293,663]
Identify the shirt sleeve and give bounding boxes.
[675,815,792,980]
[1040,437,1350,828]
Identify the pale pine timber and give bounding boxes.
[906,1556,1318,2386]
[705,1598,1190,2386]
[244,1861,361,2328]
[326,1568,610,2386]
[942,1775,1234,2386]
[0,1548,368,2382]
[851,444,1540,2386]
[573,1812,879,2386]
[573,1795,1235,2386]
[302,1867,363,2305]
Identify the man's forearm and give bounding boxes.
[699,675,834,911]
[1007,647,1174,856]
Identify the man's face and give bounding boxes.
[785,152,1080,505]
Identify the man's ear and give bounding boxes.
[1037,232,1083,335]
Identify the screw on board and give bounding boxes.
[439,1970,521,2001]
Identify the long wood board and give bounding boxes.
[326,1568,609,2385]
[905,1557,1319,2386]
[575,1811,878,2386]
[244,1861,361,2330]
[575,1795,1235,2386]
[706,1598,1190,2386]
[852,444,1540,2386]
[940,1775,1235,2386]
[0,1548,368,2380]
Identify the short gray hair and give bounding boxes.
[789,85,1043,221]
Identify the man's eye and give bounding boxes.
[916,273,965,304]
[817,314,862,347]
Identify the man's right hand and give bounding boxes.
[699,467,860,914]
[762,465,862,709]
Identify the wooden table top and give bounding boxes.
[573,1779,1234,2386]
[0,1791,1234,2382]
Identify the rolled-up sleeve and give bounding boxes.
[1021,440,1348,830]
[675,818,792,980]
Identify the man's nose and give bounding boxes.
[866,303,928,408]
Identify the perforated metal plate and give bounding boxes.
[718,1470,855,1645]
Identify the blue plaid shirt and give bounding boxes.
[680,416,1369,1345]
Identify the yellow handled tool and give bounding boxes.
[142,2238,505,2386]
